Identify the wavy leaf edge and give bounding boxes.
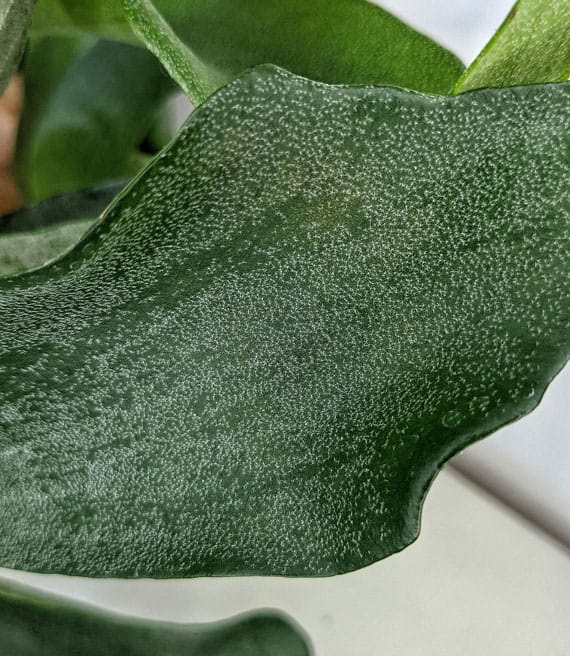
[1,65,568,578]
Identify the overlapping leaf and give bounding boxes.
[17,37,173,201]
[0,67,567,577]
[455,0,570,92]
[0,0,35,94]
[14,34,96,198]
[0,578,310,655]
[31,0,464,100]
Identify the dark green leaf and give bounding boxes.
[17,37,174,201]
[0,578,310,655]
[0,68,567,577]
[15,34,96,195]
[0,181,125,234]
[0,0,35,94]
[454,0,570,92]
[0,182,123,277]
[32,0,464,98]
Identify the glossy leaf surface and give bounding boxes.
[0,578,310,655]
[17,37,173,201]
[32,0,464,98]
[0,0,35,94]
[0,68,568,577]
[455,0,570,92]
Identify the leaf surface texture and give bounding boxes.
[455,0,570,92]
[0,0,35,94]
[0,68,568,577]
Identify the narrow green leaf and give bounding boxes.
[33,0,464,97]
[454,0,570,93]
[17,37,174,201]
[0,68,567,578]
[0,578,310,655]
[0,0,35,94]
[122,0,222,104]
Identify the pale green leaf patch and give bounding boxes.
[455,0,570,92]
[0,0,35,93]
[0,219,92,277]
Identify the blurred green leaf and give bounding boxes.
[30,0,131,42]
[0,68,567,577]
[0,578,310,655]
[17,37,174,201]
[32,0,464,100]
[0,0,35,94]
[455,0,570,92]
[15,34,95,192]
